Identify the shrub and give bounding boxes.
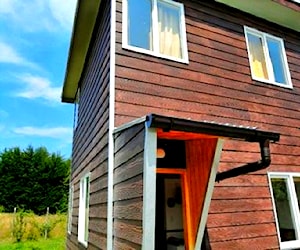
[11,210,27,242]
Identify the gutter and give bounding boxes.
[215,139,271,182]
[146,114,280,142]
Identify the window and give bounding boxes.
[123,0,189,63]
[78,174,90,246]
[67,185,74,234]
[244,26,292,88]
[269,173,300,250]
[74,88,80,130]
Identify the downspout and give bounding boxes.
[216,139,271,182]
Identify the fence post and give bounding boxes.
[11,207,17,237]
[45,207,49,239]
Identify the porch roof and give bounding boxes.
[145,114,280,143]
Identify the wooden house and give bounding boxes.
[62,0,300,249]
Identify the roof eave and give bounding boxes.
[215,0,300,32]
[61,0,102,103]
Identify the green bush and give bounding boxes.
[0,205,5,213]
[30,215,64,239]
[12,210,27,242]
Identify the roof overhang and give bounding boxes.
[61,0,102,103]
[215,0,300,32]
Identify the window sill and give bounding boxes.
[78,239,88,248]
[280,240,300,250]
[252,76,293,89]
[122,44,189,64]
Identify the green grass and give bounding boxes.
[0,238,65,250]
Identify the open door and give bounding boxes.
[155,138,218,249]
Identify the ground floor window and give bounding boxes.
[67,185,74,234]
[269,173,300,250]
[78,173,90,246]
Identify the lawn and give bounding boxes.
[0,213,67,250]
[0,238,65,250]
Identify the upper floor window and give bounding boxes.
[244,26,292,88]
[74,88,80,130]
[269,173,300,250]
[123,0,189,63]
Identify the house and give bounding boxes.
[61,0,300,249]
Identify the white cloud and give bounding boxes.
[13,126,72,140]
[0,0,14,14]
[0,41,38,68]
[15,74,61,103]
[49,0,77,30]
[0,0,77,32]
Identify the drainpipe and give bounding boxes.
[216,139,271,182]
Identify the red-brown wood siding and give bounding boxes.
[67,1,111,249]
[274,0,300,11]
[114,0,299,248]
[113,123,145,249]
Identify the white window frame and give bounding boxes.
[268,172,300,250]
[78,173,90,247]
[122,0,189,63]
[74,88,80,130]
[67,184,74,235]
[244,26,293,89]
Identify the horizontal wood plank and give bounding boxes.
[207,211,275,228]
[210,235,279,250]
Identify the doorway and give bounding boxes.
[155,174,185,250]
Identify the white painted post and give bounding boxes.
[45,207,49,239]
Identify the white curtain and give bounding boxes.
[158,3,181,58]
[248,34,268,80]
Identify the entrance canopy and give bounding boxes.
[146,114,280,143]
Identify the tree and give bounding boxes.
[0,146,70,214]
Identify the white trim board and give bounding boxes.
[107,0,117,249]
[195,139,224,249]
[142,126,157,250]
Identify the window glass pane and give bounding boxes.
[158,1,182,58]
[68,186,73,233]
[128,0,152,50]
[267,38,287,84]
[271,178,296,242]
[293,177,300,210]
[85,177,89,242]
[247,33,269,80]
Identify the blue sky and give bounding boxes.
[0,0,77,158]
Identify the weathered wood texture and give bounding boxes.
[185,139,217,246]
[114,0,299,248]
[113,123,145,248]
[67,1,111,249]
